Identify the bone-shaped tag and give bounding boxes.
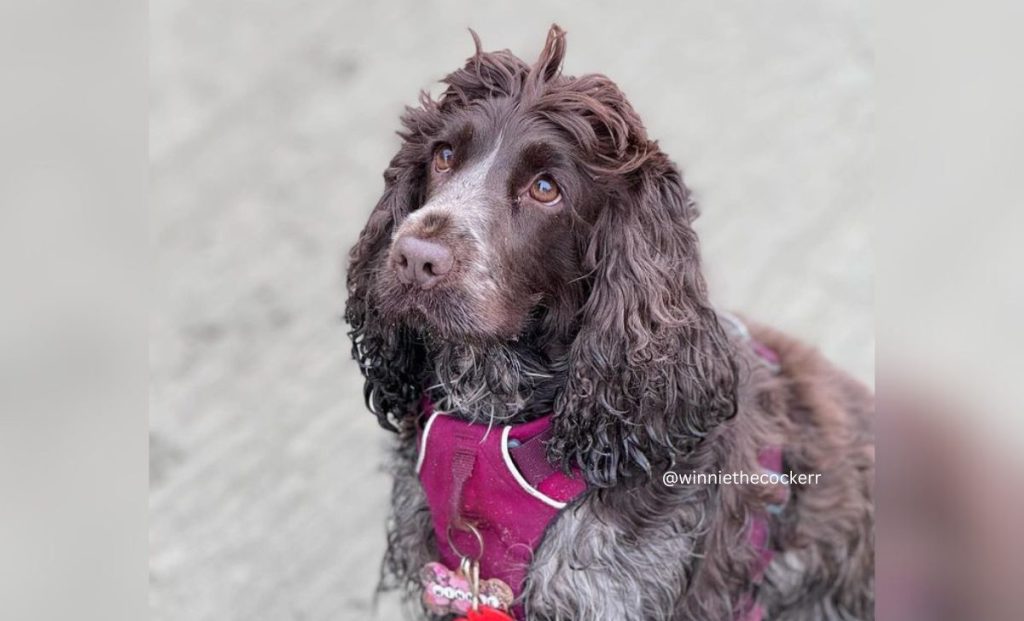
[419,561,514,616]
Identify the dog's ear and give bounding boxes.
[345,106,438,432]
[548,95,738,486]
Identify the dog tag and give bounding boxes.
[419,560,514,617]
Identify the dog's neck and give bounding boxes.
[424,333,570,426]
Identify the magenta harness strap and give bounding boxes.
[416,401,586,616]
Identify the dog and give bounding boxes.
[345,25,874,621]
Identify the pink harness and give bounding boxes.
[416,399,586,618]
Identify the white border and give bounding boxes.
[415,410,442,474]
[500,426,566,509]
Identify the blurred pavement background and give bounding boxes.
[150,1,871,619]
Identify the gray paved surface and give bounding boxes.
[150,2,871,619]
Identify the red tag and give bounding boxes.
[455,606,516,621]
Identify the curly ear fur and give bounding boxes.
[543,78,740,486]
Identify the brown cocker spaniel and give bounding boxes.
[345,25,874,621]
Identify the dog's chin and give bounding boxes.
[374,281,527,345]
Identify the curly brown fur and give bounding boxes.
[345,25,873,621]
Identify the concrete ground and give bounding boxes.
[150,1,871,620]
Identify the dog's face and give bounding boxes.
[374,101,592,341]
[347,25,738,485]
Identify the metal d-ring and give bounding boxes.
[446,520,484,562]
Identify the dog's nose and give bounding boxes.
[393,236,453,288]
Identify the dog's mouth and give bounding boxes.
[373,271,536,344]
[375,278,482,338]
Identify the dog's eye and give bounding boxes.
[433,144,455,172]
[528,175,561,204]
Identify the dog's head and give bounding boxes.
[346,26,737,485]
